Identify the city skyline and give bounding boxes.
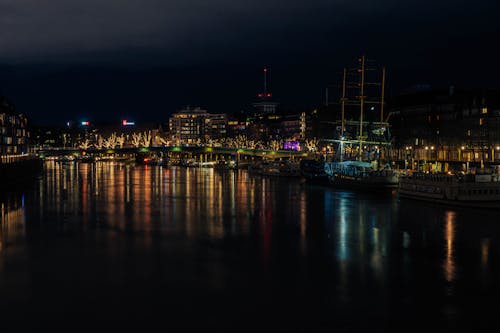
[2,2,500,329]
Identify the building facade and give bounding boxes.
[169,107,227,144]
[389,88,500,166]
[0,97,29,155]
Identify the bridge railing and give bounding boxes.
[37,145,310,158]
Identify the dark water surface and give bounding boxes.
[1,161,499,331]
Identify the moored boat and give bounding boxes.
[214,159,237,170]
[300,159,328,182]
[324,160,399,191]
[261,161,280,176]
[136,154,170,167]
[398,171,500,208]
[321,56,398,192]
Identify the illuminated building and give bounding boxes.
[389,87,500,166]
[227,114,246,137]
[169,107,227,144]
[280,112,311,139]
[204,113,227,140]
[0,96,29,155]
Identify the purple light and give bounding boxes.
[283,141,300,151]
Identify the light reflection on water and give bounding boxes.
[443,211,457,283]
[0,160,499,329]
[0,195,25,252]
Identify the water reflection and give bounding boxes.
[443,211,457,283]
[39,161,304,243]
[481,238,490,268]
[0,193,25,252]
[0,161,499,329]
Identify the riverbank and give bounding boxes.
[0,155,43,188]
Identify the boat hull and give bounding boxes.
[398,191,500,209]
[300,159,328,183]
[327,175,398,192]
[324,160,399,192]
[398,174,500,209]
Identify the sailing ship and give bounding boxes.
[323,56,400,191]
[325,160,399,190]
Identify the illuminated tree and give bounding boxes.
[78,139,91,150]
[94,135,104,149]
[131,132,142,147]
[116,134,125,148]
[155,134,168,146]
[103,133,118,149]
[62,133,70,148]
[141,131,152,147]
[304,138,318,152]
[269,140,282,151]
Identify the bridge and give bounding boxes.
[37,146,310,162]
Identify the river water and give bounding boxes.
[0,161,499,331]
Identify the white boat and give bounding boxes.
[324,160,400,191]
[398,172,500,208]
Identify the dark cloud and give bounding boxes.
[0,0,340,60]
[0,0,499,125]
[2,0,488,62]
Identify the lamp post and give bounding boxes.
[405,146,409,171]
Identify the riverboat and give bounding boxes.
[398,172,500,208]
[324,160,399,191]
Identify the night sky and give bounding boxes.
[0,0,499,125]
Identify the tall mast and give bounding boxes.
[359,56,365,161]
[335,56,386,163]
[341,68,346,137]
[380,67,386,122]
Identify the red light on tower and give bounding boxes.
[264,67,267,72]
[122,119,127,126]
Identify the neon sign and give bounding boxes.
[122,120,135,126]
